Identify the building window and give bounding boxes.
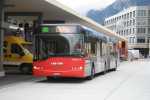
[148,28,150,33]
[129,29,131,34]
[124,22,126,26]
[148,19,150,25]
[137,28,146,33]
[127,29,129,35]
[124,14,127,19]
[121,30,123,36]
[133,11,135,17]
[130,12,132,18]
[127,21,129,26]
[137,37,145,43]
[130,20,132,26]
[133,19,135,25]
[119,16,121,20]
[133,28,135,34]
[122,15,124,19]
[124,30,126,35]
[129,37,135,43]
[129,38,130,43]
[137,10,146,16]
[127,13,129,19]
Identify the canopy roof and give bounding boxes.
[5,0,127,41]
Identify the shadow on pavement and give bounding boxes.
[37,69,117,84]
[37,77,86,84]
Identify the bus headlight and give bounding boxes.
[33,66,40,70]
[79,66,83,70]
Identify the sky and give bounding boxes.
[56,0,116,15]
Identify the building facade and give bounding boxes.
[104,6,150,58]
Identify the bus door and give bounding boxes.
[109,43,116,69]
[95,41,103,73]
[102,42,108,71]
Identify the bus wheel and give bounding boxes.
[47,76,52,80]
[103,62,107,75]
[20,64,32,74]
[88,66,95,80]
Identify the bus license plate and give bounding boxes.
[53,73,61,76]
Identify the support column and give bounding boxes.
[148,38,150,58]
[0,0,5,77]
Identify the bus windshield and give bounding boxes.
[34,34,84,60]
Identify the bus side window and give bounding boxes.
[84,43,91,57]
[100,41,102,57]
[11,44,23,55]
[110,44,117,57]
[91,42,97,56]
[102,43,107,56]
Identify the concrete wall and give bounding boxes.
[0,0,5,77]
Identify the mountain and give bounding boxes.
[87,0,150,24]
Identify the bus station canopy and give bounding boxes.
[5,0,127,41]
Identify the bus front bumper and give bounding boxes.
[33,69,85,78]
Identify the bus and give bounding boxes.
[33,24,120,80]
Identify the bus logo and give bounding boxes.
[50,62,64,66]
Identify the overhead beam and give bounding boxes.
[5,12,42,16]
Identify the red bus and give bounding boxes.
[33,24,120,80]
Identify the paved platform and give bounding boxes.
[0,59,150,100]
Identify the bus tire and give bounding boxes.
[103,62,107,75]
[20,63,32,74]
[46,76,52,80]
